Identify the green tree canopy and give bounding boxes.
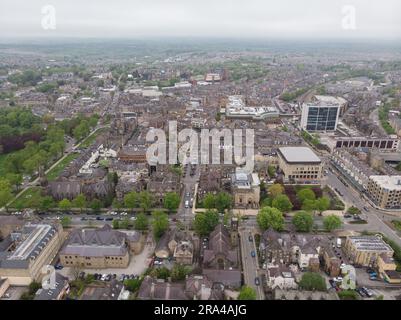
[268,184,284,198]
[302,199,317,212]
[272,194,293,212]
[292,211,314,232]
[315,197,330,213]
[58,198,71,212]
[257,206,285,231]
[171,264,191,282]
[60,216,72,228]
[163,192,180,213]
[298,272,327,291]
[193,209,220,236]
[72,193,86,212]
[134,213,149,230]
[152,210,169,239]
[124,191,138,211]
[215,192,232,213]
[90,199,102,213]
[323,215,342,232]
[297,188,316,203]
[238,286,257,300]
[139,191,153,213]
[0,178,13,208]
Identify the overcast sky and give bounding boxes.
[1,0,401,40]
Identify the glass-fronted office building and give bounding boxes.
[300,104,340,131]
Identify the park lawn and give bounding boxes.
[9,187,43,209]
[0,153,9,177]
[46,153,78,181]
[78,127,109,148]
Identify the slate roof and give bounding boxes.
[60,225,127,257]
[137,276,188,300]
[34,273,69,300]
[203,224,238,266]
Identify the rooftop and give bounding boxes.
[369,176,401,191]
[278,147,321,164]
[348,236,393,252]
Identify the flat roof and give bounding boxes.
[278,147,321,164]
[369,176,401,191]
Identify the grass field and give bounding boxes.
[46,152,79,181]
[78,127,109,149]
[0,153,8,177]
[9,187,43,209]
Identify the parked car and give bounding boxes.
[254,277,260,286]
[251,251,256,258]
[119,274,125,282]
[249,235,253,242]
[356,288,367,297]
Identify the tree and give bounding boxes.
[39,196,55,211]
[215,192,232,213]
[150,267,170,280]
[72,194,86,213]
[163,192,180,213]
[58,198,71,212]
[61,216,72,228]
[302,199,317,212]
[347,206,361,215]
[257,206,285,231]
[292,211,314,232]
[0,178,13,208]
[171,264,191,282]
[268,184,284,198]
[238,286,257,300]
[5,173,22,191]
[315,197,330,214]
[260,197,272,208]
[298,272,326,291]
[134,213,149,230]
[112,198,123,211]
[124,278,142,293]
[112,219,120,229]
[203,193,216,209]
[139,191,153,213]
[124,191,138,212]
[90,199,102,213]
[120,217,130,229]
[272,194,293,212]
[323,215,343,232]
[152,210,169,239]
[267,165,276,178]
[193,210,219,236]
[297,188,316,203]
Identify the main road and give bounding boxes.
[323,161,401,247]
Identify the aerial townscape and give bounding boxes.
[1,1,401,304]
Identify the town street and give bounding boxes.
[239,228,265,300]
